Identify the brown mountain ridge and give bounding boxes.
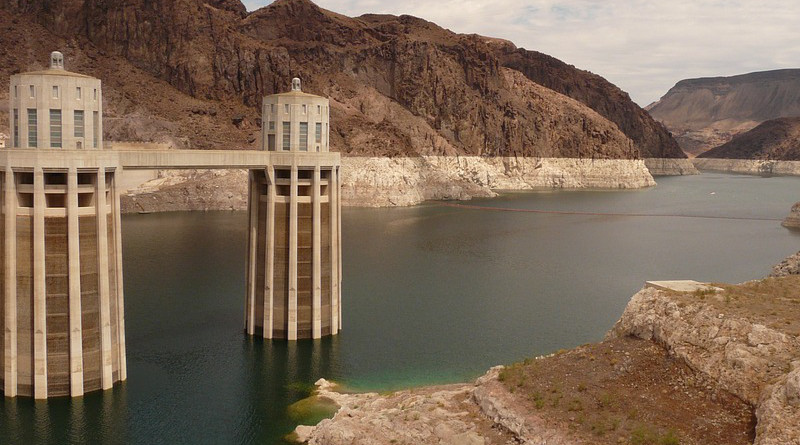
[698,117,800,160]
[0,0,683,159]
[648,69,800,156]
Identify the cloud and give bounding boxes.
[245,0,800,106]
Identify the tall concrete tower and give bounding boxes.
[245,78,342,340]
[2,52,126,398]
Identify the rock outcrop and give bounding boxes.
[771,251,800,276]
[609,286,800,445]
[783,203,800,230]
[298,377,518,445]
[120,156,656,212]
[648,69,800,156]
[699,117,800,160]
[0,0,680,161]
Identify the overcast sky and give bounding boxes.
[242,0,800,106]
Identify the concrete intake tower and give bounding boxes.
[246,78,342,340]
[1,55,342,399]
[3,52,125,398]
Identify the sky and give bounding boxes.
[242,0,800,106]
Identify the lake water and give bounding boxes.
[1,172,799,444]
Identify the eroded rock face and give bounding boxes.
[643,158,699,176]
[301,376,517,445]
[494,43,685,159]
[0,0,680,160]
[609,287,800,445]
[771,251,800,277]
[782,203,800,230]
[754,367,800,445]
[119,156,655,212]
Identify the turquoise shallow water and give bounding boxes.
[1,172,799,444]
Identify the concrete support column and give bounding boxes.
[246,170,257,335]
[32,167,47,399]
[337,166,342,331]
[95,169,113,390]
[329,166,339,335]
[264,167,275,339]
[287,165,298,340]
[4,167,17,397]
[312,166,321,339]
[66,167,84,396]
[111,168,127,381]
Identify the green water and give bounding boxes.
[1,172,799,444]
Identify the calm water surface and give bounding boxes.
[1,173,799,444]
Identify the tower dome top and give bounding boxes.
[50,51,64,70]
[291,77,301,92]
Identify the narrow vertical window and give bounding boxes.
[27,109,38,148]
[76,87,82,100]
[282,122,291,150]
[50,109,62,148]
[268,134,276,151]
[13,109,19,147]
[268,121,275,131]
[302,105,307,114]
[317,105,321,114]
[29,85,35,98]
[52,85,59,98]
[315,122,322,144]
[284,104,289,114]
[93,111,99,148]
[13,85,17,98]
[299,122,308,151]
[74,110,84,139]
[270,104,275,113]
[93,89,97,101]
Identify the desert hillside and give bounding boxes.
[0,0,682,159]
[648,69,800,156]
[698,117,800,160]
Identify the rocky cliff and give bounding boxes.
[698,117,800,160]
[494,44,685,159]
[1,0,679,160]
[648,69,800,156]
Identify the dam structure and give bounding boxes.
[1,54,341,399]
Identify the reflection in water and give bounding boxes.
[1,173,799,444]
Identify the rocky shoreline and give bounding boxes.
[692,158,800,176]
[120,156,656,212]
[293,260,800,445]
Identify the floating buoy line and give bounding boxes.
[436,202,783,222]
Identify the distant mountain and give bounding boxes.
[0,0,682,159]
[698,117,800,160]
[647,69,800,156]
